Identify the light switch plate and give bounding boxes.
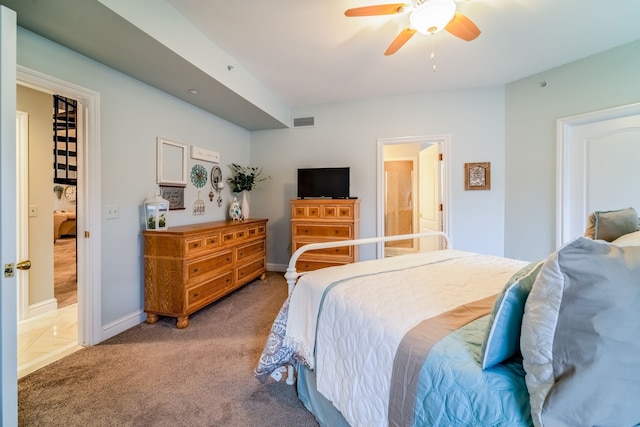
[105,204,119,219]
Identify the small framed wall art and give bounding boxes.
[159,185,185,210]
[464,162,491,191]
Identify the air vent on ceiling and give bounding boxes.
[293,116,315,128]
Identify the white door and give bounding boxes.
[558,105,640,245]
[418,143,442,250]
[0,5,19,425]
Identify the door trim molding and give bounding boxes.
[16,111,29,320]
[376,135,450,259]
[17,65,102,346]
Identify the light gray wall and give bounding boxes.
[504,39,640,261]
[17,28,252,325]
[250,87,508,268]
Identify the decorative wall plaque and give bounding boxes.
[464,162,491,190]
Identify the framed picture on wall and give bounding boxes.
[464,162,491,190]
[160,185,185,210]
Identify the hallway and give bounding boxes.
[17,304,80,378]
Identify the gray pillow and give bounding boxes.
[521,237,640,427]
[584,207,638,241]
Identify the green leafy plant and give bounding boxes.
[227,163,270,192]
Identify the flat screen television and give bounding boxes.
[297,167,350,199]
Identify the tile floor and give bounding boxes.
[17,304,81,379]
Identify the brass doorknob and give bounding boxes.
[16,260,31,270]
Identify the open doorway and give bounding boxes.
[16,86,80,377]
[14,66,101,379]
[377,135,449,258]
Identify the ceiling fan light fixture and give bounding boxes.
[409,0,456,35]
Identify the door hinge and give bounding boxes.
[438,153,443,161]
[439,204,443,212]
[84,231,90,238]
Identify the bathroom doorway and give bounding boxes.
[376,135,449,258]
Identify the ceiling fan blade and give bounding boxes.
[384,27,417,56]
[444,12,480,41]
[345,3,408,17]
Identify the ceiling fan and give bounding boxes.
[344,0,480,55]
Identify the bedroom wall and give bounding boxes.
[16,28,252,326]
[250,87,507,268]
[504,38,640,261]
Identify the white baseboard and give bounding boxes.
[101,309,146,341]
[27,298,58,318]
[267,262,287,272]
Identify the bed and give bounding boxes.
[53,210,76,242]
[256,215,640,427]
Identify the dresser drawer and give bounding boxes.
[221,227,251,245]
[236,257,265,285]
[295,259,346,272]
[186,250,232,281]
[292,204,321,219]
[236,239,265,262]
[247,223,266,238]
[185,237,207,254]
[293,223,354,239]
[293,241,353,257]
[186,271,234,311]
[184,232,221,255]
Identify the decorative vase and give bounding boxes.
[241,190,250,220]
[229,196,242,221]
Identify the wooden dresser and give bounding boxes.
[143,219,267,328]
[290,199,360,272]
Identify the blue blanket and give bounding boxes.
[404,315,532,426]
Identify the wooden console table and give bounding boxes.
[143,219,267,328]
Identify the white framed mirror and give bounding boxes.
[157,137,188,186]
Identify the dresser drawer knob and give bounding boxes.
[193,292,199,298]
[193,268,199,273]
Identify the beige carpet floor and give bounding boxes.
[54,237,77,308]
[18,272,318,427]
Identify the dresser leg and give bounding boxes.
[146,313,159,324]
[260,272,266,280]
[176,316,190,329]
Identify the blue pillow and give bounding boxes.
[480,260,544,369]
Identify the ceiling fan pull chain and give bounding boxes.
[430,35,437,72]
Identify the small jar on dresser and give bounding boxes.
[143,219,267,328]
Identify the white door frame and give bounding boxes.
[377,135,450,259]
[17,65,102,346]
[16,111,29,320]
[556,102,640,247]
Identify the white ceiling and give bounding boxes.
[165,0,640,106]
[4,0,640,129]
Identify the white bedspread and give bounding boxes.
[287,249,527,427]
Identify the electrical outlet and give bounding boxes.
[105,204,120,219]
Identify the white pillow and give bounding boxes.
[611,230,640,247]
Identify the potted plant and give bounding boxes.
[227,164,269,219]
